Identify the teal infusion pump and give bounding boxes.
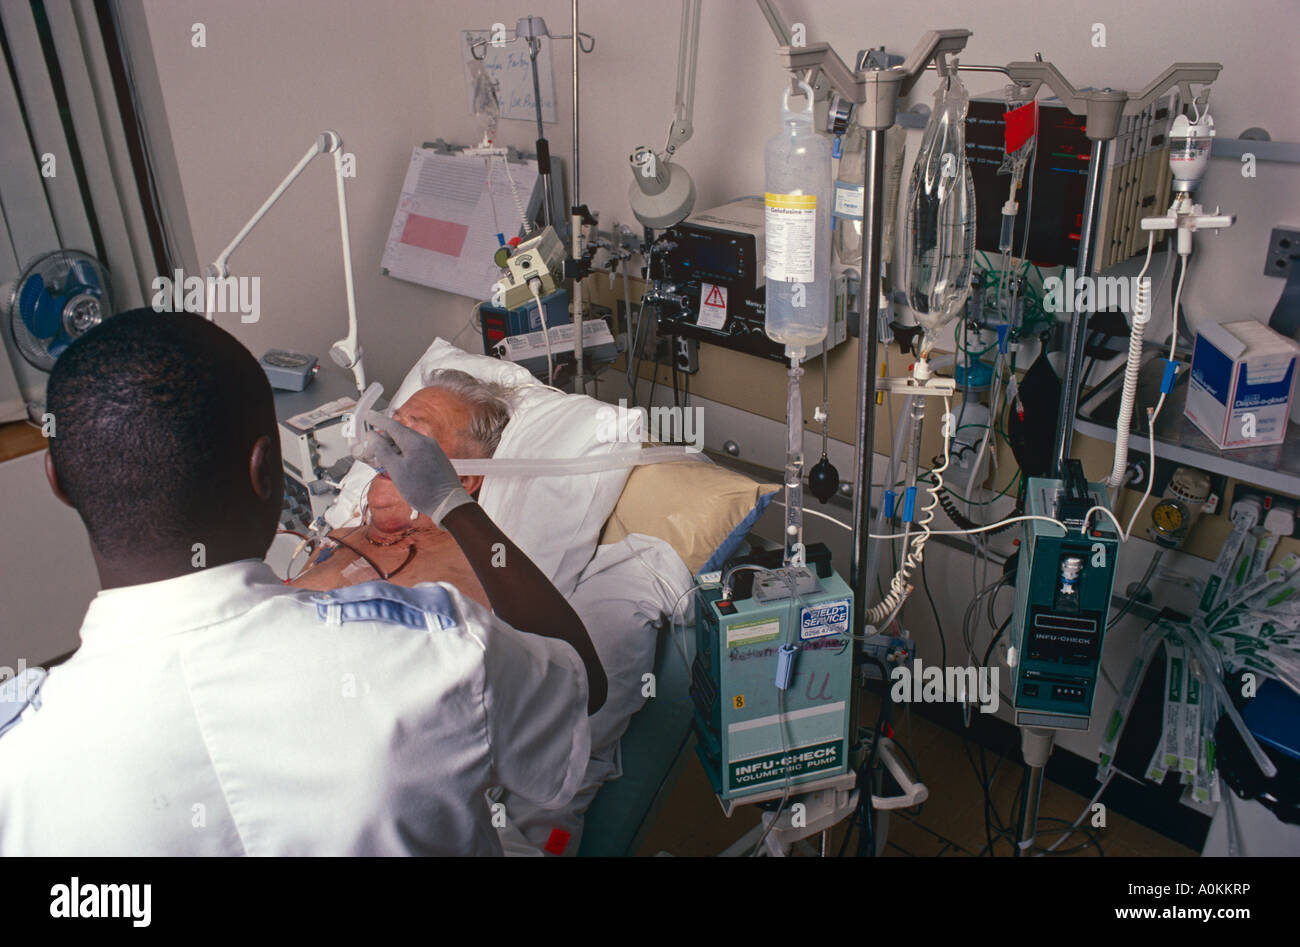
[1010,462,1121,731]
[691,545,855,801]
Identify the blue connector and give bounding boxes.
[902,486,917,523]
[775,643,799,690]
[832,136,843,159]
[884,489,897,519]
[1161,358,1179,394]
[996,324,1009,353]
[495,233,506,247]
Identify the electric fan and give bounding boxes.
[3,249,113,372]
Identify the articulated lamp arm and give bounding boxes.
[204,130,365,393]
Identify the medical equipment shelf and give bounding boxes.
[1076,351,1300,499]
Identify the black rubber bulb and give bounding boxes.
[807,453,840,504]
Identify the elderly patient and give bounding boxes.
[294,369,672,855]
[293,370,504,605]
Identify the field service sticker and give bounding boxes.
[800,600,849,640]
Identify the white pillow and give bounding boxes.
[332,339,642,599]
[389,338,538,410]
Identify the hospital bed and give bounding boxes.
[269,338,776,855]
[577,617,697,856]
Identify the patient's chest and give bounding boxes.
[291,529,489,608]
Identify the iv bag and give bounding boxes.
[765,81,831,356]
[905,71,976,350]
[469,61,500,142]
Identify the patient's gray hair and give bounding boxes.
[419,368,512,457]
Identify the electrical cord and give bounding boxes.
[920,553,948,670]
[981,613,1013,668]
[937,482,1018,535]
[1084,248,1190,540]
[1110,548,1165,626]
[838,655,891,858]
[528,280,554,386]
[500,154,532,235]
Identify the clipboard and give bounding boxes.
[380,142,544,300]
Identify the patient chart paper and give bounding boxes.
[381,148,540,301]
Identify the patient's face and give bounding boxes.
[366,387,474,537]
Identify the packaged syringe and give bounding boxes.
[1199,504,1260,615]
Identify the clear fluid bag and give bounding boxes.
[905,71,976,352]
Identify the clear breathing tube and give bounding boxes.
[448,445,695,477]
[784,357,805,567]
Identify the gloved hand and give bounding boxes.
[362,411,474,527]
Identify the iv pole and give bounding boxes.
[774,27,973,751]
[204,130,366,393]
[1000,60,1225,856]
[470,17,594,393]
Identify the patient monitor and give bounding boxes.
[273,368,362,531]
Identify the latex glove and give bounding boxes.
[362,411,473,527]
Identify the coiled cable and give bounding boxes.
[867,396,952,626]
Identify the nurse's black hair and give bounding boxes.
[46,308,281,559]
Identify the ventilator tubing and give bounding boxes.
[348,382,386,461]
[449,445,695,477]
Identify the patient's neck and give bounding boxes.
[366,512,438,545]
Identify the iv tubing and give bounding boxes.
[784,354,806,567]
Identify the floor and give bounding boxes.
[637,689,1199,858]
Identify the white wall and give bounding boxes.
[132,0,1300,393]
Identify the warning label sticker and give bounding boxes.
[697,282,727,330]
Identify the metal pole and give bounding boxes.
[529,42,554,229]
[1050,137,1109,477]
[571,0,584,394]
[1016,726,1054,856]
[849,129,886,741]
